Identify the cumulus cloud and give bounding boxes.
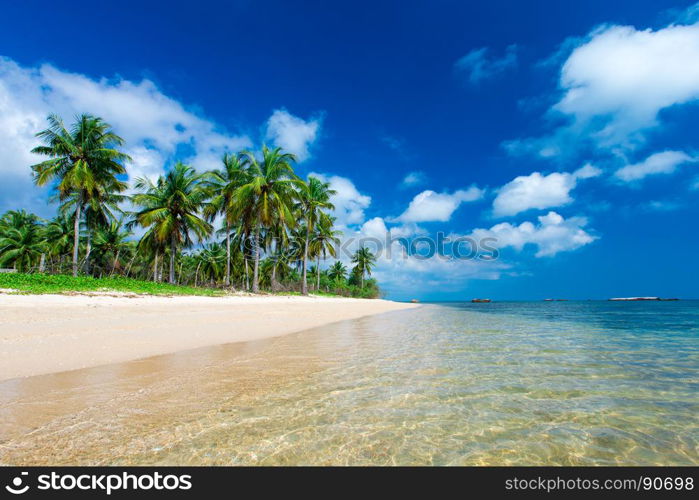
[506,15,699,157]
[492,165,600,217]
[0,56,251,214]
[471,211,597,257]
[265,109,321,162]
[455,45,518,84]
[615,150,696,182]
[394,187,484,223]
[308,172,371,227]
[400,171,426,188]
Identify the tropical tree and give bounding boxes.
[296,176,336,295]
[232,146,300,293]
[44,214,74,271]
[309,218,341,290]
[327,260,347,282]
[351,245,377,288]
[93,219,132,275]
[131,162,213,284]
[204,153,248,286]
[196,242,226,284]
[0,211,45,272]
[30,114,129,276]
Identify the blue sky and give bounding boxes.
[1,0,698,300]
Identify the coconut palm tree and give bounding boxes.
[204,153,248,286]
[232,146,300,293]
[296,176,336,295]
[351,245,376,288]
[93,219,132,275]
[0,211,45,272]
[309,218,341,290]
[131,162,213,284]
[327,260,347,282]
[61,188,125,274]
[196,242,226,285]
[30,114,130,276]
[43,214,74,272]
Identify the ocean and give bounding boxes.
[1,301,697,465]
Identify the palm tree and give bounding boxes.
[43,214,74,272]
[351,245,377,288]
[297,176,336,295]
[0,211,45,272]
[93,219,132,275]
[310,218,341,290]
[204,153,248,286]
[327,261,347,282]
[131,162,213,284]
[61,189,125,274]
[233,146,300,293]
[31,114,130,276]
[196,242,226,285]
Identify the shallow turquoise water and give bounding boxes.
[2,301,697,465]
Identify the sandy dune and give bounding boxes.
[0,293,417,380]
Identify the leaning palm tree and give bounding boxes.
[309,217,341,290]
[131,162,213,284]
[232,146,301,293]
[204,153,249,286]
[351,245,377,288]
[296,176,336,295]
[31,114,130,276]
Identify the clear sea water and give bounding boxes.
[1,301,697,465]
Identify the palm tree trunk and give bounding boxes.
[225,219,231,287]
[169,234,176,284]
[153,250,159,282]
[125,253,137,277]
[252,224,260,293]
[72,204,81,277]
[194,261,202,287]
[39,253,46,273]
[301,225,310,295]
[85,231,93,275]
[244,258,249,291]
[110,250,120,277]
[316,255,321,291]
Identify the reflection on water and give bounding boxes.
[0,302,697,465]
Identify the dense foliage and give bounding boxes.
[0,113,380,298]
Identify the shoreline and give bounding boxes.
[0,293,418,381]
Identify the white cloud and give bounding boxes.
[265,109,320,162]
[400,171,426,188]
[308,172,371,227]
[506,15,699,158]
[556,22,699,149]
[455,45,518,84]
[492,165,600,217]
[573,163,603,179]
[0,56,251,214]
[471,211,597,257]
[614,150,695,182]
[394,187,484,223]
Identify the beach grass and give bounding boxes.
[0,273,226,296]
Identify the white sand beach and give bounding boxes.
[0,293,417,381]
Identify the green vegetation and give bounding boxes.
[0,273,223,296]
[0,113,381,299]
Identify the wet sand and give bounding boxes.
[0,293,416,380]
